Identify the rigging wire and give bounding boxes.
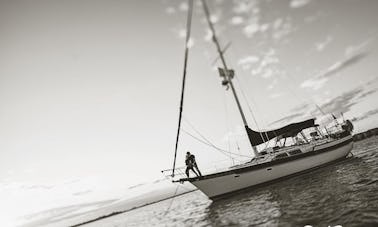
[182,119,252,159]
[201,0,250,129]
[181,128,253,159]
[183,132,252,160]
[222,90,251,162]
[163,185,180,216]
[271,64,333,134]
[220,22,314,127]
[234,75,268,145]
[222,90,243,162]
[234,74,279,143]
[201,0,260,158]
[221,36,275,147]
[222,90,235,162]
[172,0,194,177]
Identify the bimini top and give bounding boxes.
[246,118,316,146]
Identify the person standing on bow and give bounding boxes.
[185,151,202,178]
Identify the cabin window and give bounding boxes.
[275,153,288,159]
[288,149,302,156]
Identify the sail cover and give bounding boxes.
[246,118,316,146]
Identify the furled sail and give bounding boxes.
[245,118,316,146]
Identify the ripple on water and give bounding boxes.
[84,136,378,227]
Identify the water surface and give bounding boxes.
[85,137,378,227]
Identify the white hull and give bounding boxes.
[190,136,353,199]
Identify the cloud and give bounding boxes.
[301,77,329,90]
[233,1,256,14]
[237,2,263,39]
[345,38,372,57]
[351,108,378,122]
[230,16,244,25]
[272,18,294,41]
[268,102,318,126]
[209,14,221,24]
[301,37,373,90]
[291,102,312,113]
[273,18,283,30]
[242,49,280,79]
[243,21,260,38]
[315,87,363,115]
[127,183,145,190]
[290,0,312,9]
[269,112,306,126]
[272,78,378,126]
[261,68,274,78]
[72,190,92,196]
[261,49,279,66]
[238,55,259,70]
[329,53,367,77]
[204,29,213,42]
[179,2,188,12]
[174,27,186,39]
[357,88,378,99]
[366,76,378,86]
[165,7,176,15]
[267,78,279,90]
[311,86,377,118]
[301,52,369,90]
[21,184,54,190]
[186,38,195,48]
[318,52,368,80]
[315,36,333,51]
[171,27,195,48]
[259,23,270,32]
[269,93,284,99]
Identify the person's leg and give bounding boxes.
[185,167,190,178]
[190,167,199,177]
[194,163,202,176]
[192,167,200,176]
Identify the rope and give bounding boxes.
[172,0,194,177]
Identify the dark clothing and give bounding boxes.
[193,162,202,176]
[185,154,202,177]
[185,158,193,167]
[185,166,198,178]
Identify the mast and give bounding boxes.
[201,0,258,157]
[171,0,194,177]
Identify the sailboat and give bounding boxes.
[163,0,354,199]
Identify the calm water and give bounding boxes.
[85,137,378,227]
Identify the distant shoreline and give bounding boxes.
[70,129,377,227]
[353,128,378,141]
[70,189,198,227]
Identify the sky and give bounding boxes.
[1,0,378,225]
